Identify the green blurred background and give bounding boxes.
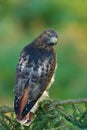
[0,0,87,106]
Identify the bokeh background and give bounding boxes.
[0,0,87,106]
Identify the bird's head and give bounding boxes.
[41,29,58,46]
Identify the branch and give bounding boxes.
[0,98,87,114]
[0,106,14,113]
[52,98,87,106]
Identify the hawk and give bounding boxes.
[14,29,58,126]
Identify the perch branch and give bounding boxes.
[52,98,87,107]
[0,98,87,114]
[0,106,14,113]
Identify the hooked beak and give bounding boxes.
[49,37,58,46]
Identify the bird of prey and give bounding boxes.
[14,29,58,126]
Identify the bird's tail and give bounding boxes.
[14,86,37,126]
[16,111,34,126]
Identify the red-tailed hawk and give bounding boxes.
[14,29,58,126]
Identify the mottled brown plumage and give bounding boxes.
[14,29,58,126]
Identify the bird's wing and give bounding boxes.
[14,48,55,118]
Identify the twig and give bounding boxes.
[0,106,14,113]
[52,98,87,107]
[0,98,87,114]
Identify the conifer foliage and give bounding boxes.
[0,99,87,130]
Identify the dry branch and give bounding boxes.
[0,98,87,114]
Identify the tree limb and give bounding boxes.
[52,98,87,107]
[0,98,87,114]
[0,106,14,113]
